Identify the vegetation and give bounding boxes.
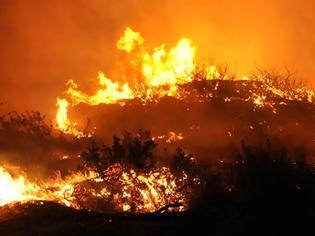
[81,130,157,173]
[1,138,315,235]
[0,68,315,234]
[189,139,315,235]
[76,130,199,213]
[0,110,89,177]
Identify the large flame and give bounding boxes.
[5,27,315,214]
[56,27,314,136]
[0,167,29,206]
[56,27,222,134]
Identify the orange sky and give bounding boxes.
[0,0,315,117]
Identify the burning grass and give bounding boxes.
[1,65,315,215]
[55,27,314,138]
[0,129,200,214]
[1,140,315,235]
[0,27,315,234]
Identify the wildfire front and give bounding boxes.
[1,2,315,235]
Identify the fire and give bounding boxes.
[56,27,315,137]
[0,166,98,208]
[66,73,134,107]
[51,27,315,213]
[7,28,315,214]
[141,38,195,88]
[55,27,223,134]
[56,98,71,132]
[107,167,188,213]
[0,165,190,213]
[117,27,144,53]
[56,98,85,137]
[153,131,184,143]
[51,27,313,137]
[0,167,28,206]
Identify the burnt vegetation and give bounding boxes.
[1,139,315,235]
[0,110,90,178]
[189,140,315,235]
[1,69,315,235]
[74,130,199,213]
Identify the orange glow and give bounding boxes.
[66,72,134,107]
[141,38,195,88]
[56,98,71,132]
[55,27,223,135]
[0,166,98,208]
[55,27,314,137]
[0,167,28,206]
[113,167,188,213]
[153,131,184,143]
[0,165,189,213]
[56,98,85,137]
[117,27,144,53]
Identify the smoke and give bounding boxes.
[0,0,315,117]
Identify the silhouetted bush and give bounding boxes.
[190,139,315,235]
[81,130,157,175]
[0,110,52,140]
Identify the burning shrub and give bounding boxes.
[75,130,200,213]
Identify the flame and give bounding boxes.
[108,167,189,213]
[141,38,195,88]
[117,27,144,53]
[55,27,314,137]
[56,98,71,132]
[0,167,28,206]
[8,27,315,214]
[66,73,134,107]
[0,166,98,208]
[0,165,191,213]
[56,98,86,137]
[56,27,222,135]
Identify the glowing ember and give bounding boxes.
[0,164,192,213]
[152,131,184,143]
[112,167,188,213]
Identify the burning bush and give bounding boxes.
[75,130,200,213]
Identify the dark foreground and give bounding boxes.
[0,198,314,236]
